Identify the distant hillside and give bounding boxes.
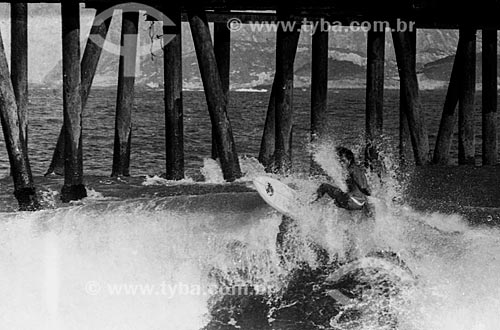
[0,4,499,87]
[422,53,500,82]
[42,21,500,89]
[294,59,366,80]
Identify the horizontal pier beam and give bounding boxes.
[83,1,500,29]
[179,12,500,30]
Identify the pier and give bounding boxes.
[0,1,498,210]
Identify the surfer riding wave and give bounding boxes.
[250,147,414,329]
[315,146,371,213]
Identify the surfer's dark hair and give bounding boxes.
[336,146,355,164]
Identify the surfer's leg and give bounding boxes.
[277,215,329,267]
[317,183,341,199]
[345,196,366,211]
[276,215,300,265]
[276,215,294,251]
[317,183,351,209]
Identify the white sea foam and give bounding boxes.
[234,88,268,93]
[142,175,195,186]
[0,198,282,330]
[1,142,499,330]
[200,155,266,184]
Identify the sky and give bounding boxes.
[0,4,96,83]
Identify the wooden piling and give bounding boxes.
[11,3,28,149]
[188,10,241,181]
[457,29,476,165]
[81,7,112,107]
[392,30,429,165]
[366,30,385,141]
[163,10,184,180]
[311,29,328,141]
[310,28,328,173]
[433,32,466,164]
[399,31,415,164]
[0,26,39,210]
[46,10,111,176]
[259,78,297,172]
[258,79,276,167]
[273,12,300,172]
[482,29,497,165]
[212,19,231,159]
[111,12,139,177]
[399,92,411,164]
[365,30,385,165]
[60,1,86,202]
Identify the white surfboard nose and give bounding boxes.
[254,176,277,196]
[252,176,300,220]
[252,175,267,186]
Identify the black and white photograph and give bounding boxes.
[0,1,499,329]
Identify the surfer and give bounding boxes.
[274,148,370,266]
[315,147,371,212]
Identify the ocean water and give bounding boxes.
[0,88,497,177]
[0,89,499,330]
[0,143,499,330]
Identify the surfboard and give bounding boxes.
[253,176,303,219]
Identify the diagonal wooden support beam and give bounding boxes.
[392,29,429,165]
[46,9,112,176]
[0,25,39,210]
[11,3,28,150]
[432,32,465,164]
[188,9,241,181]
